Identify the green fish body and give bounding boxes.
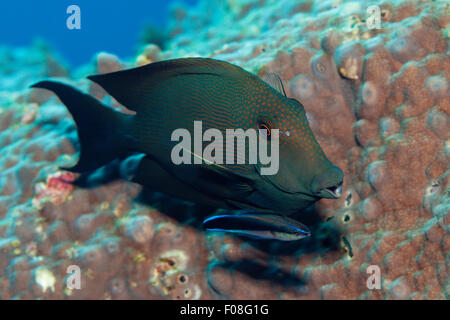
[32,58,343,241]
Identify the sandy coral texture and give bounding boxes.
[0,0,448,299]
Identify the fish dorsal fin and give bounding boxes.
[88,58,245,113]
[262,73,287,96]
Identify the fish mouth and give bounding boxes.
[318,182,343,199]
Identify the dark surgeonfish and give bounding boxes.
[31,58,343,241]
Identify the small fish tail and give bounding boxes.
[31,80,134,172]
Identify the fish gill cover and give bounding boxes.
[0,0,448,300]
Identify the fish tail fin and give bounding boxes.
[31,80,134,173]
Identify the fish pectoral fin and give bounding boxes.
[130,156,234,208]
[201,167,254,194]
[187,164,255,199]
[230,181,253,193]
[202,213,311,241]
[225,199,272,212]
[184,145,255,182]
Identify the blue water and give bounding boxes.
[0,0,197,67]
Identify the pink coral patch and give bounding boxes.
[33,172,76,208]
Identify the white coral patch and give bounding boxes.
[35,267,56,293]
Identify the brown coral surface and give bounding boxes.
[0,0,448,299]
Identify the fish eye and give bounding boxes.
[258,121,271,139]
